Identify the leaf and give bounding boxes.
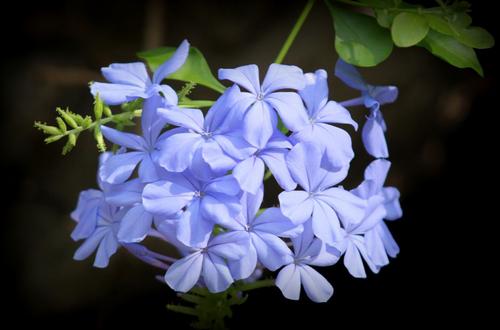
[419,29,483,76]
[449,12,472,29]
[138,47,226,93]
[375,9,396,28]
[425,14,455,36]
[456,27,495,49]
[327,2,393,67]
[391,12,429,47]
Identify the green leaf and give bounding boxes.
[327,2,393,67]
[374,9,396,28]
[419,29,483,76]
[391,12,429,47]
[449,12,472,30]
[456,27,495,49]
[425,14,455,36]
[138,46,226,93]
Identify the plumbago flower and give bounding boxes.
[335,59,398,159]
[56,36,404,320]
[91,39,189,105]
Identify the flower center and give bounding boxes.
[256,92,265,101]
[194,191,205,198]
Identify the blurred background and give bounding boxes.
[1,0,497,328]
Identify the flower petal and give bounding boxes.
[142,180,194,217]
[362,116,389,158]
[232,156,265,194]
[262,64,305,94]
[311,200,343,245]
[251,232,293,271]
[276,264,301,301]
[260,149,297,191]
[229,242,257,280]
[101,62,149,88]
[299,265,334,303]
[157,132,203,172]
[265,92,309,132]
[252,207,301,237]
[152,39,190,84]
[218,64,260,95]
[101,125,147,150]
[117,204,153,243]
[200,194,241,229]
[317,188,367,227]
[334,59,367,91]
[278,191,314,225]
[165,252,203,293]
[203,253,234,293]
[315,101,358,130]
[157,107,204,133]
[99,151,144,184]
[299,70,329,117]
[177,199,213,248]
[242,101,276,148]
[90,82,147,105]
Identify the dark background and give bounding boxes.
[1,0,497,328]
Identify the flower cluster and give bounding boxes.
[71,40,402,303]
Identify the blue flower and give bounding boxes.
[278,142,366,245]
[99,94,173,184]
[164,231,250,293]
[232,130,296,194]
[157,86,254,178]
[276,222,339,303]
[291,69,358,170]
[218,64,306,148]
[91,40,189,106]
[329,159,402,278]
[334,59,398,158]
[142,171,241,248]
[223,187,302,279]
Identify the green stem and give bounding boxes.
[237,279,275,292]
[274,0,316,64]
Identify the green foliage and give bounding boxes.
[391,12,429,47]
[138,46,226,93]
[167,279,275,330]
[419,29,483,76]
[326,1,393,67]
[327,0,494,75]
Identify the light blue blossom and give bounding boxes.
[218,64,306,148]
[224,186,302,280]
[157,85,254,178]
[91,39,189,106]
[276,222,339,303]
[99,94,173,184]
[142,171,241,248]
[290,69,358,170]
[232,130,296,194]
[164,231,250,293]
[278,142,366,245]
[335,59,398,158]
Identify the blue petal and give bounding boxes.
[73,227,108,261]
[364,159,391,190]
[157,132,204,172]
[229,242,257,280]
[315,101,358,130]
[101,125,147,150]
[177,199,213,248]
[278,191,314,225]
[311,200,343,245]
[240,187,264,225]
[200,194,241,229]
[99,151,144,184]
[141,94,169,147]
[383,187,402,220]
[232,156,265,194]
[208,231,250,260]
[334,59,367,91]
[261,64,305,94]
[142,180,195,217]
[165,252,203,293]
[260,148,297,191]
[252,207,301,237]
[93,231,119,268]
[316,188,367,227]
[286,142,324,192]
[265,92,309,132]
[299,265,334,303]
[117,204,153,243]
[370,85,398,105]
[251,232,293,271]
[200,141,237,175]
[71,189,103,240]
[101,62,150,88]
[218,64,260,95]
[299,70,329,118]
[362,116,389,158]
[153,39,190,84]
[90,82,147,105]
[157,107,204,133]
[204,85,244,133]
[204,175,241,196]
[202,253,234,293]
[242,101,276,149]
[276,264,301,301]
[105,178,144,206]
[138,153,160,183]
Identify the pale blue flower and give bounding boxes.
[142,171,241,248]
[276,222,339,303]
[278,142,366,245]
[218,64,305,148]
[223,186,302,280]
[164,231,250,293]
[335,59,398,158]
[91,39,189,106]
[157,85,254,179]
[290,69,358,170]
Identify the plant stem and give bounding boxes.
[237,279,275,292]
[334,0,442,14]
[275,0,316,64]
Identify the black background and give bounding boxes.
[1,1,497,328]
